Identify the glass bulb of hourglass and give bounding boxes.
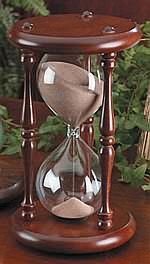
[36,55,104,219]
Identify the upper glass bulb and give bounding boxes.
[37,54,103,127]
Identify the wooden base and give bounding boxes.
[12,202,136,254]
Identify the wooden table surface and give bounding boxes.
[0,97,150,264]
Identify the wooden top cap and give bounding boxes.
[8,13,142,54]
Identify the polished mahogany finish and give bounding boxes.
[7,14,142,253]
[12,204,135,254]
[20,50,38,221]
[0,98,149,262]
[80,117,94,148]
[98,52,116,230]
[8,14,141,54]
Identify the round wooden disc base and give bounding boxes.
[12,202,136,254]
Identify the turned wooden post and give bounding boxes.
[80,116,94,148]
[21,50,37,221]
[98,52,116,230]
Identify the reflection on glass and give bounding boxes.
[36,55,103,220]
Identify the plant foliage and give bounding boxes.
[0,105,65,155]
[6,0,49,16]
[0,105,21,155]
[0,16,150,191]
[0,0,49,97]
[111,22,150,190]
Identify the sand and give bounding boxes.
[51,197,94,219]
[38,62,103,127]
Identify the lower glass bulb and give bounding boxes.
[36,127,102,220]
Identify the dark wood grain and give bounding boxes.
[98,53,116,230]
[0,165,150,262]
[80,117,94,148]
[7,14,142,254]
[8,14,142,54]
[0,97,51,206]
[20,50,38,221]
[12,204,136,254]
[47,0,150,23]
[0,98,149,262]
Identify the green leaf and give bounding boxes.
[94,116,100,149]
[124,119,136,130]
[131,164,148,187]
[118,166,134,183]
[38,116,65,135]
[0,120,6,150]
[141,21,150,38]
[124,114,150,131]
[38,139,48,150]
[115,146,128,165]
[0,105,9,119]
[134,117,150,131]
[0,145,21,155]
[7,0,49,16]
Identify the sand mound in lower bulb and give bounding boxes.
[51,197,94,219]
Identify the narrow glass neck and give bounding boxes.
[67,125,80,138]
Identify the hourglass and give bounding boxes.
[36,55,103,219]
[8,13,141,254]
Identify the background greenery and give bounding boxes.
[0,0,49,97]
[0,1,150,190]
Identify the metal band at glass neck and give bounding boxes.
[67,125,80,138]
